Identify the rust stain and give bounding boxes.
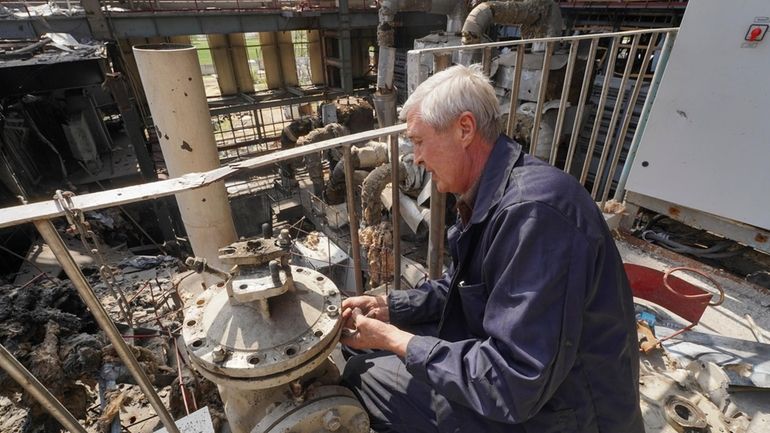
[668,207,680,218]
[755,233,768,243]
[181,141,193,152]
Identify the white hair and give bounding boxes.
[399,64,501,144]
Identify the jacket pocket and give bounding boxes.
[523,408,579,433]
[457,281,489,337]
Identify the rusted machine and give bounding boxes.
[182,230,369,433]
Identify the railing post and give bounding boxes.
[390,134,401,291]
[427,53,451,279]
[614,31,677,202]
[343,145,365,295]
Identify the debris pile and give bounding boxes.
[0,277,102,431]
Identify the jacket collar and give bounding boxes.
[468,134,522,226]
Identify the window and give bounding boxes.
[292,31,313,86]
[244,33,269,91]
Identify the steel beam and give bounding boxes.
[626,191,770,255]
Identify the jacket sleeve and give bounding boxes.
[388,266,453,326]
[404,201,601,423]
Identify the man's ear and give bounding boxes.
[457,111,477,148]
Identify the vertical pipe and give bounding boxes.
[506,45,526,137]
[389,134,400,291]
[343,145,364,295]
[549,40,578,166]
[591,34,640,199]
[33,219,180,433]
[0,344,87,433]
[565,38,599,173]
[614,31,676,201]
[406,50,426,97]
[529,41,554,158]
[133,44,237,269]
[580,36,619,187]
[601,33,658,206]
[339,0,354,93]
[481,47,493,76]
[427,53,450,279]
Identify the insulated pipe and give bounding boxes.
[295,123,350,196]
[133,44,237,269]
[361,163,407,227]
[33,219,180,433]
[462,0,563,46]
[0,343,88,433]
[376,0,465,127]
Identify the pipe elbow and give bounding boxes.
[461,2,493,45]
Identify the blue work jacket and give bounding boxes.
[388,134,644,432]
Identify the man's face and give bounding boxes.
[406,110,469,194]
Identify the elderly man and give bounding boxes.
[341,65,643,433]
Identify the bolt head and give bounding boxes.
[326,304,339,317]
[212,345,227,363]
[323,410,341,431]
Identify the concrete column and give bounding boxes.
[228,33,255,93]
[339,0,354,92]
[276,31,299,87]
[133,44,237,268]
[259,32,285,89]
[308,30,325,85]
[208,34,238,95]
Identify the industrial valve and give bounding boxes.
[182,229,369,433]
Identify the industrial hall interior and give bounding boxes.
[0,0,769,432]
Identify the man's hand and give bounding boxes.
[340,307,413,357]
[341,294,390,323]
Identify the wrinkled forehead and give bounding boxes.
[405,111,427,139]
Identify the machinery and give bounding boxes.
[182,229,369,433]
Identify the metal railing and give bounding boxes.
[406,28,677,272]
[0,124,404,431]
[0,28,677,431]
[0,0,376,16]
[407,27,678,209]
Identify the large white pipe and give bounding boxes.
[133,44,237,268]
